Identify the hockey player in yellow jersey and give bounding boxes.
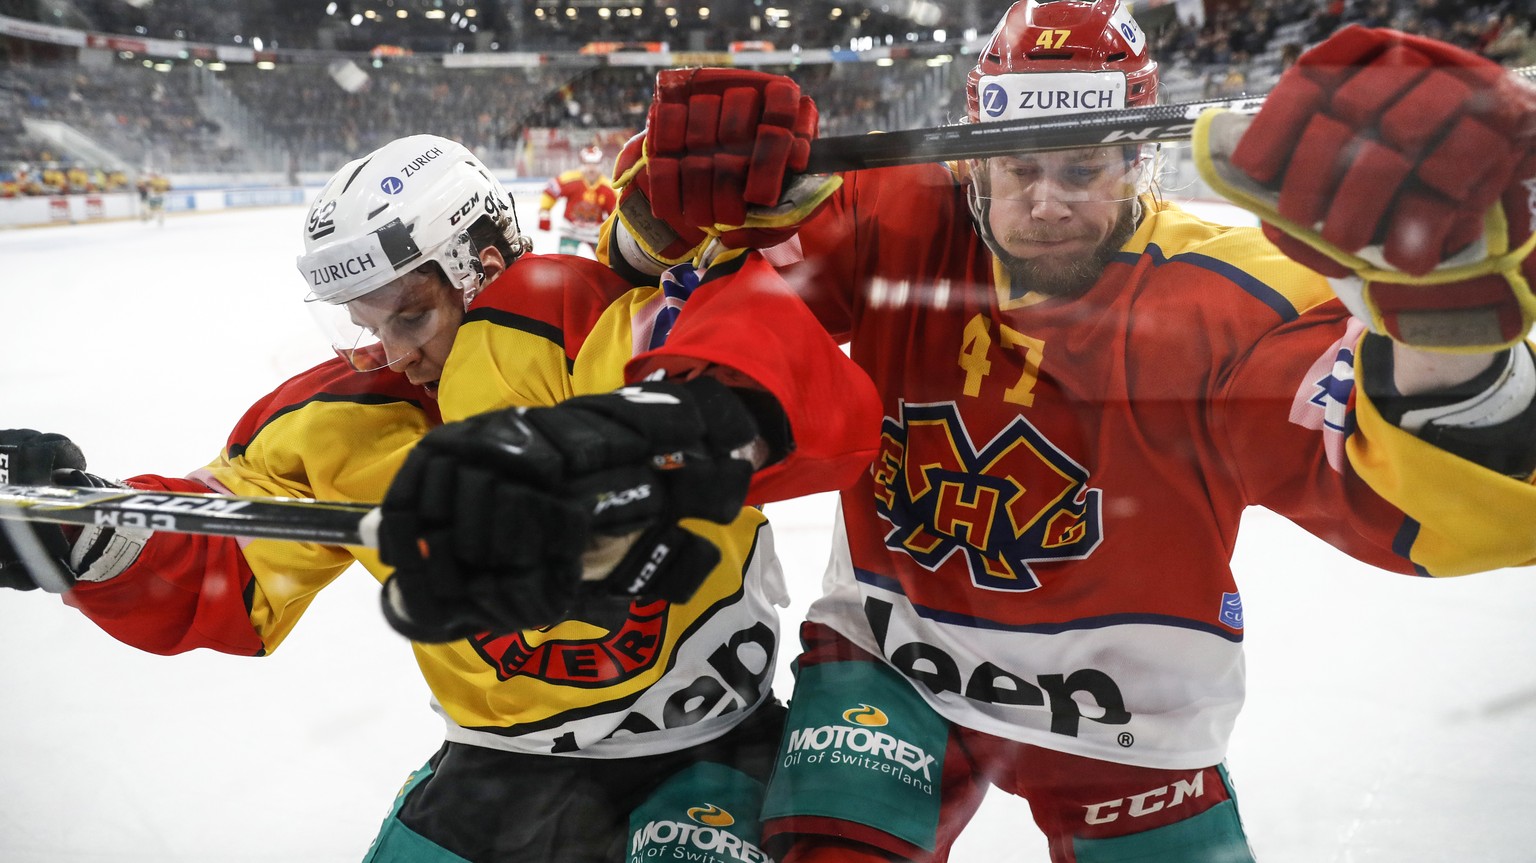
[0,133,879,861]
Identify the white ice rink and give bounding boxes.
[2,196,1536,862]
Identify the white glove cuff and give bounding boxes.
[69,522,151,583]
[1398,346,1536,434]
[615,217,671,278]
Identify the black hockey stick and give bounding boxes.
[803,65,1536,173]
[0,484,379,548]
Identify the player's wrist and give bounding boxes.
[1363,335,1536,476]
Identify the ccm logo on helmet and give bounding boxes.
[448,192,481,226]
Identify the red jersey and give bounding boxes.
[540,171,619,243]
[772,162,1536,769]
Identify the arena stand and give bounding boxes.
[1,0,1531,226]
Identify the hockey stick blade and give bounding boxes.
[804,64,1536,173]
[0,484,381,548]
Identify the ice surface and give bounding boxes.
[1,197,1533,861]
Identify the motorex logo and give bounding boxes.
[629,804,769,863]
[842,704,889,726]
[783,703,936,787]
[686,804,735,827]
[981,81,1010,118]
[380,176,404,195]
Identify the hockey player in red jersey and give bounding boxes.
[600,1,1536,860]
[537,143,619,258]
[0,134,879,861]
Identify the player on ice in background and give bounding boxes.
[137,170,169,226]
[592,1,1536,860]
[538,143,618,258]
[0,134,879,861]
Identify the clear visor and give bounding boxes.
[306,266,458,372]
[971,145,1156,205]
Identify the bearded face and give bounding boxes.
[976,147,1146,298]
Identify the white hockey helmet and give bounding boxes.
[579,144,604,165]
[297,134,532,370]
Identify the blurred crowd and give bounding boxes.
[1,0,1532,182]
[25,0,964,56]
[0,159,131,197]
[1149,0,1536,100]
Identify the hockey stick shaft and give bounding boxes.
[804,65,1536,173]
[0,484,380,548]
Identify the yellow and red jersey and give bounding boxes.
[767,162,1536,770]
[540,170,618,240]
[65,251,880,758]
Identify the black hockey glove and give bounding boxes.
[377,377,764,643]
[0,429,117,591]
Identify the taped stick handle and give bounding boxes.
[803,65,1536,173]
[0,484,379,548]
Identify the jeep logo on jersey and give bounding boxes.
[978,72,1127,121]
[866,596,1132,738]
[469,598,669,683]
[872,401,1103,591]
[596,621,776,747]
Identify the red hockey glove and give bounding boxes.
[537,210,552,233]
[1194,26,1536,351]
[613,68,841,266]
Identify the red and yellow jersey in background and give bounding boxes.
[770,162,1536,770]
[540,170,618,235]
[65,251,880,758]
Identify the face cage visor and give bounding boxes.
[307,265,462,373]
[969,144,1157,207]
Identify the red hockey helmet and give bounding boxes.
[965,0,1159,123]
